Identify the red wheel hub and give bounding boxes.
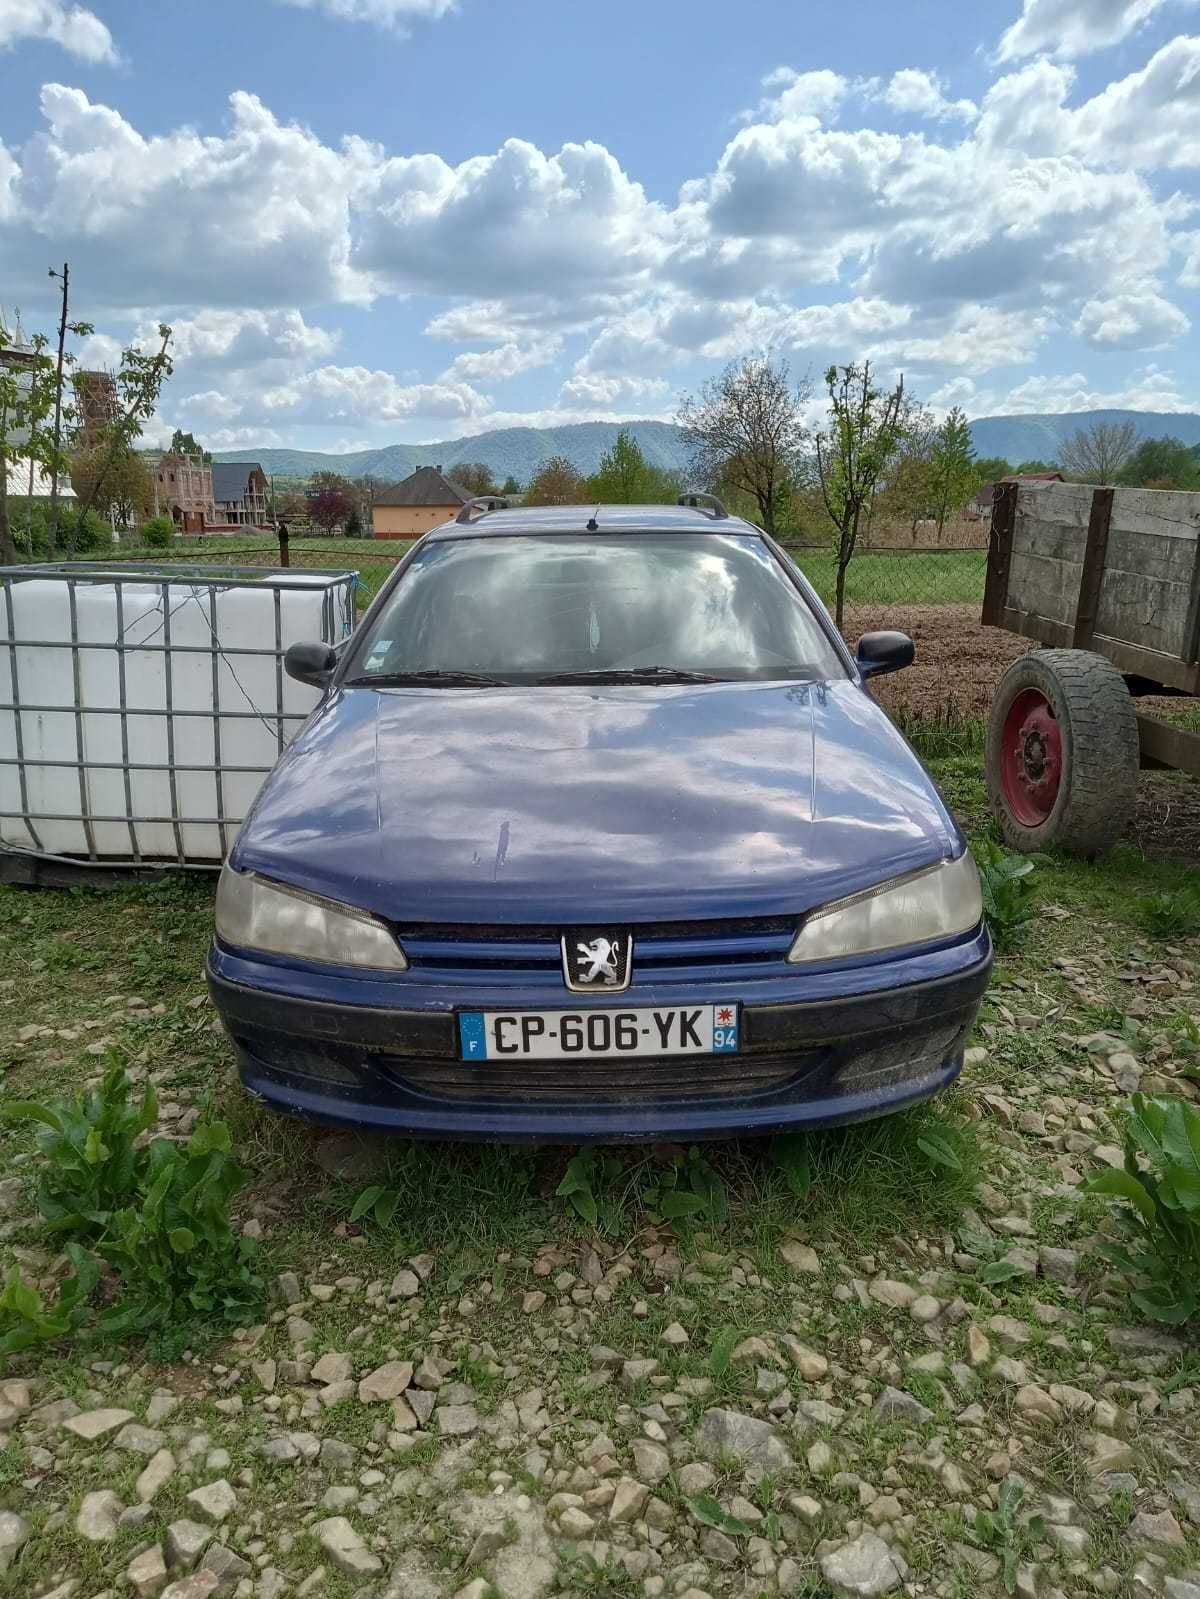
[1000,687,1062,827]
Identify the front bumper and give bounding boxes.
[206,927,992,1142]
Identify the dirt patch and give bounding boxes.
[1129,770,1200,861]
[843,604,1027,720]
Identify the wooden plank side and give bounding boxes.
[1012,516,1090,564]
[1016,481,1095,531]
[1102,525,1200,584]
[1095,573,1192,658]
[1008,549,1083,627]
[999,606,1200,692]
[1106,487,1200,541]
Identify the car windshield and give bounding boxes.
[346,532,846,685]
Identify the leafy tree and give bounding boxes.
[345,504,363,538]
[70,444,153,530]
[309,469,354,495]
[524,455,587,506]
[677,356,811,538]
[1057,421,1138,484]
[66,325,174,556]
[815,361,907,629]
[1118,436,1200,490]
[1013,459,1058,474]
[306,483,353,533]
[878,404,938,539]
[169,427,211,462]
[453,460,498,496]
[971,456,1013,490]
[501,474,521,495]
[927,406,977,537]
[585,429,679,503]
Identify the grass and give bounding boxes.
[785,545,987,608]
[3,718,1200,1592]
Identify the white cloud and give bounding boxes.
[989,364,1195,413]
[444,338,562,383]
[557,373,671,408]
[357,138,669,301]
[745,68,856,125]
[996,0,1173,61]
[0,0,116,62]
[273,0,454,31]
[882,69,977,123]
[6,85,368,309]
[259,364,488,424]
[1074,287,1190,347]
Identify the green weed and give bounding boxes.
[1136,885,1200,938]
[1086,1093,1200,1324]
[963,1478,1045,1594]
[973,839,1038,948]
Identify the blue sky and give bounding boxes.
[2,0,1199,452]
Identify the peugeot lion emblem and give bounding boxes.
[561,929,633,993]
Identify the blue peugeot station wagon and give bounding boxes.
[207,497,991,1141]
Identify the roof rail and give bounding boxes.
[455,495,511,525]
[677,491,729,520]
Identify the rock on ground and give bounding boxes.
[820,1530,909,1596]
[314,1515,384,1577]
[695,1408,794,1471]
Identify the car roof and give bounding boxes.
[424,503,763,540]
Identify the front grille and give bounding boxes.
[385,1048,823,1101]
[394,916,797,983]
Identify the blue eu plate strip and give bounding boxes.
[712,1003,739,1052]
[459,1012,488,1061]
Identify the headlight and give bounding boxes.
[787,852,982,964]
[215,866,407,970]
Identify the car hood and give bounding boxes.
[232,680,960,924]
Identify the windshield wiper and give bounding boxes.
[345,669,511,688]
[536,665,720,685]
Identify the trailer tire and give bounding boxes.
[986,649,1138,857]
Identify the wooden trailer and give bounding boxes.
[982,478,1200,856]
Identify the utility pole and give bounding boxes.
[47,262,69,560]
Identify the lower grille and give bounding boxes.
[385,1050,823,1101]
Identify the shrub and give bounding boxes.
[139,514,175,549]
[1086,1093,1200,1324]
[95,1121,262,1336]
[3,1060,158,1233]
[973,838,1038,947]
[1,1066,263,1342]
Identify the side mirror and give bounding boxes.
[855,630,914,679]
[284,640,338,689]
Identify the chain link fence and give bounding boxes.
[69,529,1003,726]
[84,531,989,611]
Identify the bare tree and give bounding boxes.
[815,362,907,629]
[676,357,810,538]
[1058,420,1139,484]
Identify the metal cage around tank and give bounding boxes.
[0,563,358,878]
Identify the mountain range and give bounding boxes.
[211,409,1200,483]
[212,420,690,484]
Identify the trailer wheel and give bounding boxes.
[986,649,1138,857]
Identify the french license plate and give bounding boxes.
[458,1003,740,1062]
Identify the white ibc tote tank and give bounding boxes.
[0,566,356,866]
